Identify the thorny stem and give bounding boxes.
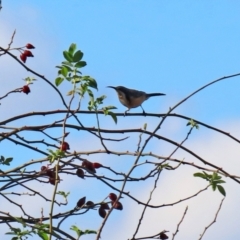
[49,82,76,240]
[132,171,162,238]
[172,206,188,240]
[198,198,225,240]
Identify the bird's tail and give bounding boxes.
[146,93,166,98]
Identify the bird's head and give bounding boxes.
[107,86,127,93]
[107,86,128,100]
[107,86,117,90]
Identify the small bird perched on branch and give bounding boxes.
[108,86,166,115]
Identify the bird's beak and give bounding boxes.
[107,86,116,89]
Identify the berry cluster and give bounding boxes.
[41,165,60,185]
[98,192,123,218]
[74,192,123,219]
[76,160,103,178]
[20,43,35,63]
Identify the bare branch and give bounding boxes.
[198,198,225,240]
[172,206,188,240]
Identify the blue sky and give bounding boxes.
[1,1,240,240]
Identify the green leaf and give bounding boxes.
[217,185,226,196]
[70,225,82,238]
[87,89,94,100]
[24,77,37,84]
[104,105,117,110]
[38,231,49,240]
[187,119,199,129]
[35,223,50,230]
[5,157,13,162]
[61,66,69,77]
[75,61,87,68]
[62,64,73,72]
[82,76,98,90]
[193,172,208,180]
[159,163,170,170]
[213,180,226,184]
[72,75,82,83]
[212,175,222,181]
[47,149,65,162]
[108,111,117,124]
[57,191,70,198]
[55,77,64,86]
[96,95,106,104]
[66,77,72,82]
[212,182,217,191]
[6,227,21,234]
[67,90,75,96]
[63,51,73,62]
[212,172,221,180]
[61,61,73,67]
[83,229,97,235]
[0,157,13,166]
[69,43,77,56]
[79,83,88,97]
[73,50,83,62]
[203,171,212,179]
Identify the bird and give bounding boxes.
[108,86,166,115]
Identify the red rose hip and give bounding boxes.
[109,193,117,201]
[93,162,102,169]
[22,85,30,94]
[20,54,27,63]
[26,43,35,49]
[23,50,34,57]
[60,142,70,151]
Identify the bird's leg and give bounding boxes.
[140,105,146,116]
[124,108,130,116]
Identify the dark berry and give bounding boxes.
[82,160,96,173]
[60,142,70,151]
[46,169,54,177]
[41,166,47,172]
[160,232,168,240]
[23,50,34,57]
[22,85,30,94]
[26,43,35,49]
[76,168,84,179]
[109,193,117,201]
[101,202,110,210]
[49,178,56,185]
[98,206,106,218]
[20,54,27,63]
[86,201,94,208]
[93,162,102,169]
[112,201,123,210]
[77,196,86,208]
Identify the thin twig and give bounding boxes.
[172,206,188,240]
[132,170,162,238]
[199,198,225,240]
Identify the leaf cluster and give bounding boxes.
[0,155,13,166]
[194,171,226,196]
[55,43,117,123]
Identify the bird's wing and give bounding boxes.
[128,89,145,98]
